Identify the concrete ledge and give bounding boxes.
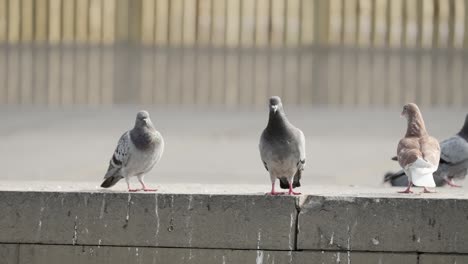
[1,182,468,263]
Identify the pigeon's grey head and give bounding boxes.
[135,110,153,128]
[401,103,420,120]
[269,96,283,115]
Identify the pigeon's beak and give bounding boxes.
[271,105,278,113]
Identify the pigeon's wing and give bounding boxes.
[104,131,131,178]
[421,136,441,167]
[296,128,306,171]
[397,137,421,168]
[259,130,271,171]
[440,135,468,164]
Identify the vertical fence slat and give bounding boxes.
[169,0,184,45]
[358,0,372,47]
[141,0,156,45]
[154,49,168,104]
[102,0,116,45]
[181,50,196,104]
[389,0,403,48]
[195,51,210,105]
[88,47,101,104]
[405,0,418,48]
[197,0,212,46]
[61,47,74,105]
[373,0,387,47]
[225,52,239,106]
[183,0,197,46]
[438,0,450,48]
[240,0,255,47]
[343,0,357,45]
[140,49,154,104]
[328,0,341,45]
[48,0,62,44]
[167,51,182,104]
[239,51,254,105]
[255,0,270,47]
[8,0,20,44]
[33,47,48,104]
[155,0,169,45]
[421,0,434,48]
[0,47,6,103]
[226,0,241,48]
[212,0,226,47]
[89,0,103,44]
[74,48,88,104]
[210,51,225,104]
[7,47,19,103]
[76,0,89,44]
[315,0,329,45]
[47,47,61,105]
[286,0,301,46]
[269,52,284,98]
[254,52,268,106]
[298,52,313,105]
[453,0,465,49]
[301,0,315,45]
[20,47,33,104]
[115,0,129,42]
[62,0,75,44]
[101,47,114,104]
[0,0,6,42]
[21,0,34,42]
[284,53,299,104]
[271,0,286,47]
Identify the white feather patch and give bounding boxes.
[404,158,437,187]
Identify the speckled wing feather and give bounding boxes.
[440,136,468,164]
[104,131,131,178]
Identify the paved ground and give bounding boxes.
[1,105,467,189]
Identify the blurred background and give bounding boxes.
[1,0,467,188]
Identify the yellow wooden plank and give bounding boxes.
[48,0,62,44]
[225,0,240,48]
[181,52,196,104]
[21,0,34,42]
[88,47,101,104]
[212,0,226,47]
[102,0,116,44]
[437,0,450,48]
[129,0,142,43]
[48,48,61,105]
[255,0,269,47]
[34,0,48,42]
[101,47,114,104]
[155,0,169,45]
[183,0,197,46]
[197,0,212,46]
[328,0,342,45]
[154,50,168,104]
[89,0,103,44]
[300,0,315,45]
[7,48,19,103]
[285,0,300,46]
[464,0,468,48]
[240,0,255,47]
[141,0,156,45]
[404,0,418,48]
[373,0,387,47]
[388,0,402,47]
[270,0,285,47]
[20,47,33,104]
[169,0,183,45]
[62,0,76,44]
[74,48,88,104]
[0,0,6,42]
[343,0,357,45]
[115,0,129,41]
[61,48,74,105]
[421,0,434,48]
[358,0,372,47]
[140,49,154,104]
[315,0,330,45]
[33,47,48,104]
[8,0,20,44]
[76,0,89,43]
[453,0,465,49]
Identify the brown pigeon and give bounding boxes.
[397,103,440,193]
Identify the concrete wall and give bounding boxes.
[0,185,467,263]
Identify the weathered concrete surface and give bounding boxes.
[15,244,417,264]
[419,254,468,264]
[298,194,468,253]
[0,244,19,263]
[0,186,297,250]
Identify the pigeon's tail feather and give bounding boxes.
[279,171,301,189]
[384,170,409,187]
[279,178,289,189]
[100,175,123,188]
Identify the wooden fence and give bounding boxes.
[0,0,467,107]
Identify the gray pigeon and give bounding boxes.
[259,96,306,195]
[101,111,164,192]
[385,114,468,188]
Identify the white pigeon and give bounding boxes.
[259,96,306,195]
[101,111,164,192]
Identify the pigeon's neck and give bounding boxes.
[130,126,157,151]
[406,112,428,137]
[267,111,291,131]
[458,122,468,141]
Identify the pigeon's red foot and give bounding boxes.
[288,191,302,195]
[446,179,462,188]
[128,188,141,192]
[142,188,158,192]
[422,187,436,193]
[267,191,286,195]
[398,189,413,194]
